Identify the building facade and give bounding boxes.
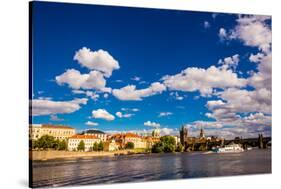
[29,124,75,141]
[111,133,148,149]
[68,135,101,151]
[104,139,119,151]
[81,129,107,141]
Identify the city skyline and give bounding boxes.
[31,2,272,139]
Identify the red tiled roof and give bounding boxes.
[69,135,98,139]
[41,124,74,130]
[111,133,141,139]
[125,132,140,138]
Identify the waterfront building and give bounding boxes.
[81,129,107,141]
[104,139,119,151]
[144,136,161,149]
[111,133,148,149]
[68,134,101,151]
[29,124,75,141]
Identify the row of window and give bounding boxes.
[68,142,96,146]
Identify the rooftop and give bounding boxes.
[41,124,74,130]
[69,135,98,139]
[81,129,106,134]
[112,132,141,138]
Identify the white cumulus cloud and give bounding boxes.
[162,66,247,96]
[112,82,166,101]
[56,69,111,92]
[85,121,99,126]
[115,111,133,118]
[159,112,173,117]
[144,121,160,127]
[32,98,88,116]
[92,109,115,121]
[74,47,120,77]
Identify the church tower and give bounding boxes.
[180,125,188,145]
[199,127,205,138]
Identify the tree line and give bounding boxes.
[31,135,105,152]
[151,136,184,153]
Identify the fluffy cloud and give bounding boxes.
[249,52,264,63]
[144,121,160,127]
[242,112,271,127]
[204,21,210,28]
[56,69,111,92]
[159,112,173,117]
[50,115,64,121]
[218,28,227,40]
[192,121,223,129]
[162,66,247,96]
[72,90,100,101]
[218,15,271,52]
[218,54,239,69]
[85,121,99,126]
[169,92,184,100]
[32,98,88,116]
[248,53,272,90]
[209,14,271,137]
[160,128,175,135]
[205,87,271,130]
[112,82,166,101]
[74,47,120,77]
[218,87,271,114]
[115,111,133,118]
[103,93,109,98]
[229,15,271,53]
[131,76,141,81]
[92,109,115,121]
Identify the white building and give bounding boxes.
[81,129,107,142]
[68,135,101,151]
[29,124,75,141]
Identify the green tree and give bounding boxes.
[58,140,67,151]
[125,142,134,149]
[98,141,104,151]
[176,143,184,152]
[53,139,60,150]
[93,142,99,151]
[36,135,56,150]
[77,140,85,151]
[151,142,164,153]
[163,143,175,152]
[160,136,176,146]
[152,136,177,153]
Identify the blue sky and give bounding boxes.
[31,2,272,139]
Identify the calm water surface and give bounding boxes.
[31,149,271,188]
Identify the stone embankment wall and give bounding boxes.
[30,150,131,160]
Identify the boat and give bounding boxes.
[215,143,244,153]
[247,147,253,151]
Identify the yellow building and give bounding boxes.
[111,133,155,149]
[68,135,101,151]
[104,139,119,151]
[29,124,75,141]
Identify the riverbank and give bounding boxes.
[30,149,149,161]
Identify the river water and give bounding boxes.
[31,149,271,188]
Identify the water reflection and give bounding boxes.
[32,149,271,188]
